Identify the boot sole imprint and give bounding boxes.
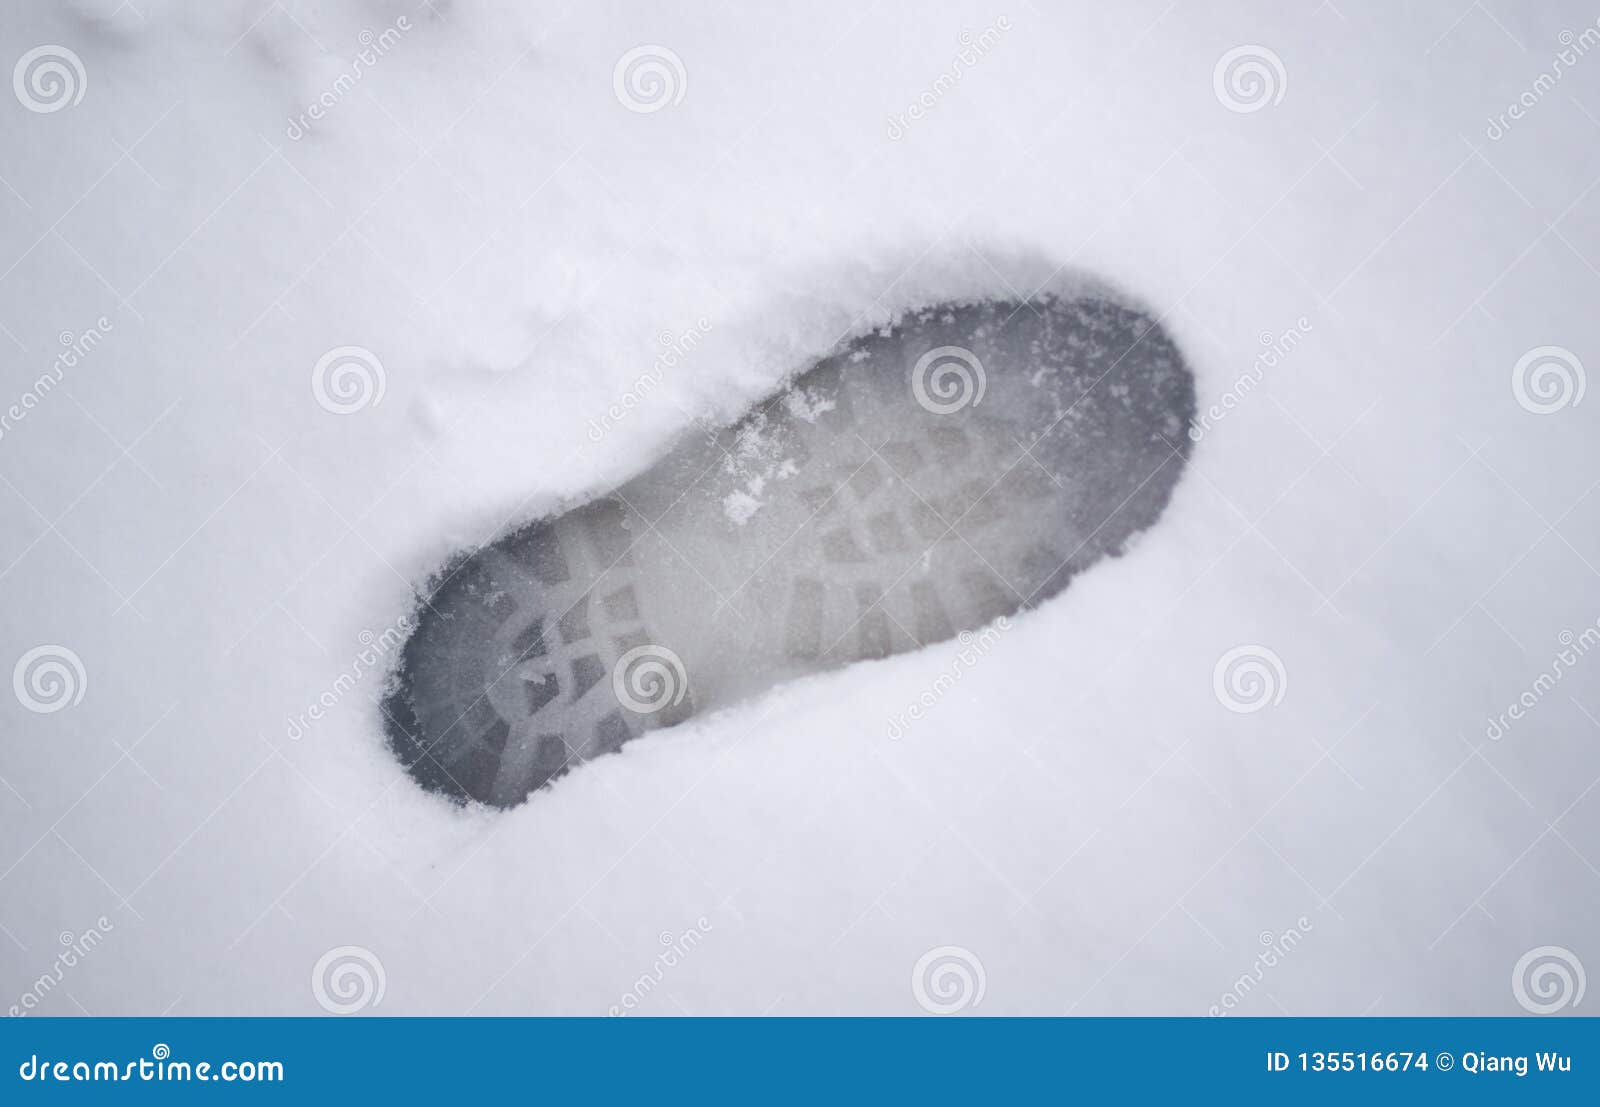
[383,293,1195,807]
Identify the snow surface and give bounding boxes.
[1,0,1598,1015]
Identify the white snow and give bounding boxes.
[1,0,1597,1016]
[720,488,763,528]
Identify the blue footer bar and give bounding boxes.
[3,1017,1594,1102]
